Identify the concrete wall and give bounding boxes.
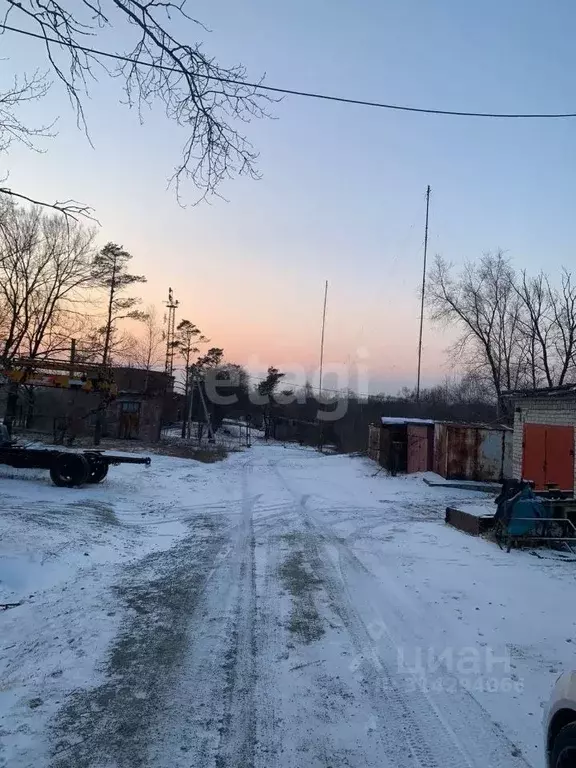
[0,383,167,442]
[0,386,101,438]
[512,397,576,484]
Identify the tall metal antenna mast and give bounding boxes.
[416,186,431,403]
[164,287,179,377]
[319,280,328,396]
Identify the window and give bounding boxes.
[119,401,140,414]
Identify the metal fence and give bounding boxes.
[159,418,253,451]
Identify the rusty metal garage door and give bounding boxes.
[407,425,431,473]
[522,423,574,491]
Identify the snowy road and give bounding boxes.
[2,443,575,767]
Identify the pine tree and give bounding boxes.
[92,242,147,366]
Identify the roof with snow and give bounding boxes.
[380,417,435,426]
[502,384,576,400]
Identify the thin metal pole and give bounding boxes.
[187,375,195,439]
[319,280,328,395]
[318,280,328,453]
[416,186,431,403]
[197,378,215,442]
[69,338,76,378]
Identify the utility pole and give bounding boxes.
[197,378,215,443]
[416,185,431,404]
[318,280,328,453]
[187,374,195,439]
[319,280,328,396]
[164,287,179,378]
[69,339,76,378]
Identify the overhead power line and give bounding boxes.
[2,22,576,120]
[246,374,376,399]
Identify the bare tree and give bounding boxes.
[0,201,96,364]
[509,269,576,389]
[1,0,271,210]
[428,252,527,409]
[0,200,96,430]
[428,252,576,410]
[126,304,164,374]
[514,271,555,388]
[547,270,576,386]
[77,325,138,367]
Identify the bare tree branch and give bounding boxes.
[0,71,96,219]
[0,70,53,152]
[0,188,96,221]
[3,0,273,202]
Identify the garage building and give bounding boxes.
[506,385,576,492]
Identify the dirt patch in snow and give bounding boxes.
[69,500,120,527]
[50,515,228,768]
[278,538,324,644]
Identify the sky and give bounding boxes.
[1,0,576,394]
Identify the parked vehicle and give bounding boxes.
[0,425,151,487]
[546,671,576,767]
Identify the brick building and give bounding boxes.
[2,366,176,443]
[506,386,576,492]
[105,367,174,442]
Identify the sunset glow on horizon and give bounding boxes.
[132,250,452,394]
[2,0,573,395]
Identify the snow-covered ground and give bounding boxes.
[1,443,575,767]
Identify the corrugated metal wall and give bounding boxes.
[446,426,476,479]
[368,424,383,465]
[433,423,449,477]
[477,429,505,481]
[373,421,511,480]
[407,425,433,473]
[434,423,510,481]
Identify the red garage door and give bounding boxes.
[522,424,574,491]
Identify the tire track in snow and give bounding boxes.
[324,531,531,768]
[214,461,258,768]
[272,459,531,768]
[142,459,261,768]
